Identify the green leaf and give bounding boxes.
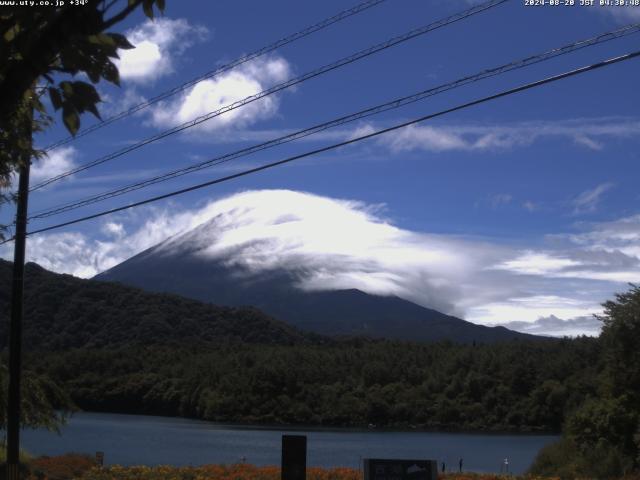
[3,24,20,43]
[71,81,100,101]
[142,0,154,19]
[86,102,102,120]
[33,97,47,115]
[59,81,73,98]
[58,47,83,74]
[17,137,30,150]
[87,33,116,48]
[101,61,120,86]
[108,33,134,50]
[62,106,80,135]
[48,88,62,110]
[85,63,101,83]
[67,82,101,117]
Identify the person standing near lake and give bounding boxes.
[459,458,463,472]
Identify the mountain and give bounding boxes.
[95,221,537,343]
[0,259,315,350]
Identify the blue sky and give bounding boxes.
[3,0,640,336]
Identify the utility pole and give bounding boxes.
[6,104,32,480]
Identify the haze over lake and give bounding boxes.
[22,412,558,474]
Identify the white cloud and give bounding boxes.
[572,182,614,215]
[8,205,201,278]
[115,18,208,82]
[30,146,78,184]
[150,56,291,135]
[592,4,640,22]
[523,201,538,212]
[101,222,125,239]
[556,269,640,283]
[569,215,640,249]
[489,240,640,284]
[466,295,603,327]
[8,189,640,336]
[21,232,114,279]
[490,193,512,208]
[98,88,147,117]
[574,135,603,151]
[365,117,640,153]
[493,252,582,276]
[386,125,469,152]
[501,315,602,337]
[346,124,377,141]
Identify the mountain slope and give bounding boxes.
[96,238,537,344]
[0,259,315,350]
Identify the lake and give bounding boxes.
[22,412,558,474]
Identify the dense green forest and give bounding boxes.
[26,338,599,432]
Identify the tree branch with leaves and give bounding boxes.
[0,0,165,192]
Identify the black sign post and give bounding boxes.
[281,435,307,480]
[363,459,438,480]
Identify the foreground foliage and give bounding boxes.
[0,360,73,431]
[0,2,166,239]
[529,286,640,478]
[24,460,563,480]
[27,453,96,480]
[78,464,359,480]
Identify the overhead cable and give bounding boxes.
[28,23,640,220]
[31,0,509,191]
[42,0,389,152]
[6,48,636,243]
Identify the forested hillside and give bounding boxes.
[27,338,600,432]
[0,260,316,349]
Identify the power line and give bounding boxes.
[41,0,388,152]
[7,48,638,243]
[30,0,509,191]
[27,23,640,220]
[33,0,507,189]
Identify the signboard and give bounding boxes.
[363,459,438,480]
[281,435,306,480]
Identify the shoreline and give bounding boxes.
[67,410,560,437]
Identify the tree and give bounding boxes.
[0,0,166,236]
[597,285,640,471]
[0,0,167,452]
[599,284,640,406]
[0,361,74,432]
[530,285,640,478]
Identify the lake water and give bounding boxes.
[22,412,558,474]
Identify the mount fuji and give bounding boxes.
[95,191,536,344]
